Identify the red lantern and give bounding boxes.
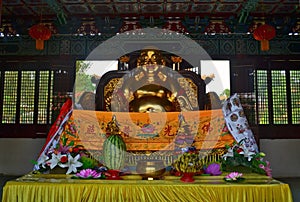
[29,24,52,50]
[253,24,276,51]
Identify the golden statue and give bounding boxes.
[105,115,120,136]
[103,49,196,112]
[128,49,180,112]
[137,49,166,68]
[129,84,179,112]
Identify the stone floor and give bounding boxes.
[1,174,299,201]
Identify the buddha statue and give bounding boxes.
[129,84,179,112]
[99,49,197,112]
[137,49,166,68]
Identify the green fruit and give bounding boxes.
[103,134,127,170]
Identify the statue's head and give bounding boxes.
[137,49,166,68]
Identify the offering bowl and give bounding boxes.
[136,160,166,179]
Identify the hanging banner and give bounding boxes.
[222,93,258,152]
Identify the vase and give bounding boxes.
[180,172,195,183]
[106,169,122,180]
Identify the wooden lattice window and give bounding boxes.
[2,71,18,123]
[255,69,300,125]
[256,70,269,124]
[231,58,300,139]
[290,70,300,124]
[271,70,288,124]
[1,70,53,125]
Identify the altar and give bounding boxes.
[2,174,293,202]
[4,48,290,202]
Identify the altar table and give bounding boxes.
[2,174,293,202]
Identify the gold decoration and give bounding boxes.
[129,84,179,112]
[171,56,182,63]
[134,72,145,81]
[171,56,182,71]
[119,55,130,63]
[104,78,123,111]
[137,49,166,67]
[178,78,198,108]
[157,71,167,82]
[101,49,199,113]
[105,115,120,136]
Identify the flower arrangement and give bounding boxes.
[221,143,272,177]
[172,146,202,174]
[224,172,244,182]
[33,136,100,175]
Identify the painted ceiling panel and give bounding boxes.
[140,0,164,2]
[220,0,243,2]
[7,6,35,15]
[140,3,164,13]
[61,0,83,3]
[166,0,190,2]
[193,0,217,2]
[113,0,138,2]
[64,5,90,14]
[260,0,281,2]
[90,4,114,13]
[0,0,299,34]
[215,4,240,13]
[89,0,112,2]
[1,0,299,18]
[30,6,56,15]
[0,0,298,36]
[2,0,22,5]
[191,4,215,13]
[274,5,298,13]
[166,3,189,13]
[115,4,139,13]
[252,4,276,14]
[22,0,45,4]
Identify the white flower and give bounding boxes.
[48,139,59,153]
[60,154,83,174]
[35,153,49,169]
[47,153,61,169]
[239,146,256,161]
[222,147,234,160]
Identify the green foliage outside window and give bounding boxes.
[74,61,95,103]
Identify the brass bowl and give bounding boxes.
[136,160,166,179]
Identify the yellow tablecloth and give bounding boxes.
[2,174,293,202]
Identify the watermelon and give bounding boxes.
[103,134,127,170]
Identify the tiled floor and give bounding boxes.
[1,174,299,201]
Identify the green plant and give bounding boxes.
[221,143,271,176]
